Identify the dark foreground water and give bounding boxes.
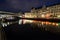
[4,23,60,40]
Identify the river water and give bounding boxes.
[3,23,60,40]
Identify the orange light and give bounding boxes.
[45,14,50,19]
[33,20,37,23]
[52,23,56,25]
[46,22,49,25]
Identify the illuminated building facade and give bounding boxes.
[24,4,60,19]
[24,12,37,18]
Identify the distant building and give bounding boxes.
[46,4,60,18]
[25,12,37,18]
[24,4,60,18]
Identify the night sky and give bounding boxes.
[0,0,60,13]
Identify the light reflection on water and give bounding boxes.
[1,19,59,27]
[20,19,59,26]
[1,23,7,27]
[0,19,60,33]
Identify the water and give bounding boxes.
[3,23,60,40]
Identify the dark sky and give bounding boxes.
[0,0,60,13]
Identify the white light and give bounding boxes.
[7,22,9,25]
[19,16,22,17]
[2,24,5,27]
[23,20,33,24]
[2,23,7,27]
[5,24,7,26]
[19,19,22,24]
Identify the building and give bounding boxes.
[24,4,60,18]
[25,12,37,18]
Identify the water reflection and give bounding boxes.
[19,19,22,24]
[22,19,59,26]
[0,18,60,33]
[1,19,59,27]
[1,18,60,40]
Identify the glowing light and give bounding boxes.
[7,22,9,25]
[57,15,60,17]
[52,23,56,25]
[46,22,49,25]
[19,19,22,24]
[56,23,59,26]
[23,20,33,24]
[41,14,45,18]
[2,23,7,27]
[41,22,44,25]
[45,14,50,19]
[19,16,22,17]
[41,21,45,25]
